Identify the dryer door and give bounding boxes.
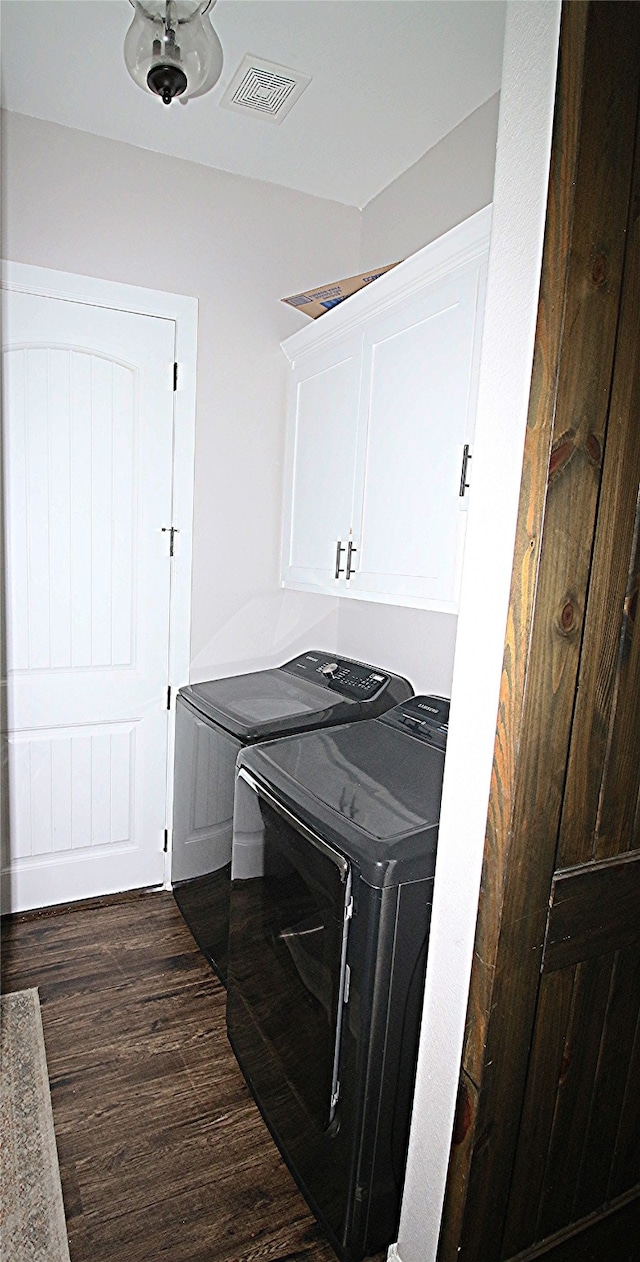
[228,768,352,1131]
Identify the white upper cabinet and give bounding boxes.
[280,206,491,612]
[283,330,363,589]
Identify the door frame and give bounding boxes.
[1,261,198,890]
[395,6,562,1260]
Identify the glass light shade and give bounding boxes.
[124,0,223,105]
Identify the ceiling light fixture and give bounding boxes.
[124,0,223,106]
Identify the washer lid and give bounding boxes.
[237,705,447,887]
[180,670,344,739]
[178,652,412,741]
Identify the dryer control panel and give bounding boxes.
[282,651,391,700]
[380,694,450,748]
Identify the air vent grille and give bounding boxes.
[220,56,311,124]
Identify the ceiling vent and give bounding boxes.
[220,55,311,124]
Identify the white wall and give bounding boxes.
[337,94,501,698]
[1,94,502,701]
[337,602,457,698]
[1,111,361,682]
[359,93,501,272]
[395,5,561,1260]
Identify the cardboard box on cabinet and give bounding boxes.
[281,262,400,319]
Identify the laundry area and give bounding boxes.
[0,4,575,1262]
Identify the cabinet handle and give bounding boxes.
[335,541,346,579]
[459,444,472,497]
[346,541,357,579]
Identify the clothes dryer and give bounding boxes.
[226,694,449,1261]
[171,652,412,983]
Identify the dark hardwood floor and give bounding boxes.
[1,891,385,1262]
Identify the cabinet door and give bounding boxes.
[281,332,362,591]
[348,261,486,611]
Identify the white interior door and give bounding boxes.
[2,289,177,911]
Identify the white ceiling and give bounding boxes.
[0,0,506,209]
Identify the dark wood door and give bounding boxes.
[438,4,640,1260]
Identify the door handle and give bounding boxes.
[346,541,357,579]
[335,540,346,579]
[459,444,472,497]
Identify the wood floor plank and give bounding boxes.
[1,892,385,1262]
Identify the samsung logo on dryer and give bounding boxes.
[417,703,439,714]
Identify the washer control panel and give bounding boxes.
[283,651,390,700]
[381,694,450,748]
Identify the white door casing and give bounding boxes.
[1,265,197,913]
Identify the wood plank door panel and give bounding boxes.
[439,5,640,1260]
[503,924,640,1253]
[556,89,640,872]
[501,43,640,1251]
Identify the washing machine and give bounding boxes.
[226,693,449,1262]
[171,651,412,984]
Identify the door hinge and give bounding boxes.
[459,444,472,497]
[173,362,179,391]
[161,526,179,556]
[166,685,172,709]
[331,1083,340,1108]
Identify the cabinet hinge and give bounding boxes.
[459,444,472,497]
[173,362,179,391]
[166,685,172,710]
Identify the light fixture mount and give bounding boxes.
[124,0,223,106]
